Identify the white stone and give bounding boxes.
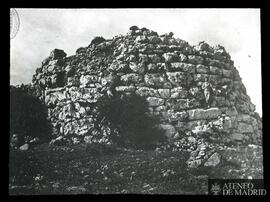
[19,144,29,151]
[147,97,164,107]
[204,152,220,167]
[188,108,222,120]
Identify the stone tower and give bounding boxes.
[30,26,262,150]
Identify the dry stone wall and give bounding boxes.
[31,26,262,146]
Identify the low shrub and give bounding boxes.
[10,86,52,146]
[90,36,106,45]
[95,92,167,149]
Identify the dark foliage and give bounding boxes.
[129,25,139,31]
[10,86,52,145]
[95,93,167,149]
[90,36,106,45]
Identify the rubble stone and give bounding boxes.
[28,26,262,147]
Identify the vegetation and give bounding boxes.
[10,86,52,145]
[90,36,106,45]
[129,25,139,31]
[95,93,167,149]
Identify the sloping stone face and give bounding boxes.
[30,26,262,145]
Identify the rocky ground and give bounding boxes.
[9,143,263,195]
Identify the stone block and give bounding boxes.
[222,69,232,78]
[196,64,209,74]
[45,91,66,106]
[163,110,189,122]
[80,75,99,86]
[148,36,162,44]
[158,89,171,98]
[170,62,196,73]
[237,114,252,123]
[129,62,146,74]
[148,54,162,63]
[170,99,189,110]
[168,98,200,111]
[120,73,143,85]
[136,87,159,97]
[179,54,188,62]
[156,63,168,72]
[188,108,222,120]
[205,58,224,68]
[213,96,229,107]
[208,74,222,85]
[187,55,204,65]
[237,122,254,133]
[138,54,149,63]
[147,63,158,72]
[223,106,238,117]
[115,86,136,92]
[209,66,222,75]
[147,97,165,107]
[176,120,203,131]
[144,73,167,87]
[166,72,187,86]
[229,133,246,141]
[193,73,208,82]
[162,52,179,62]
[171,87,188,98]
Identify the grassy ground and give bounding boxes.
[9,143,263,195]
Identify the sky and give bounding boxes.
[10,8,262,115]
